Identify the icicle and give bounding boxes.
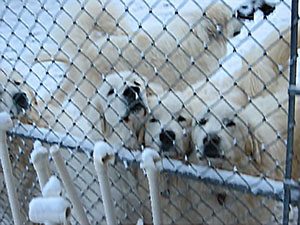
[136,218,144,225]
[50,145,90,225]
[141,148,162,225]
[31,141,51,189]
[93,141,117,225]
[233,166,238,173]
[0,112,23,225]
[123,159,129,169]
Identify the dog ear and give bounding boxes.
[100,112,108,135]
[204,2,231,38]
[137,126,145,148]
[91,96,109,136]
[205,2,243,40]
[245,129,262,164]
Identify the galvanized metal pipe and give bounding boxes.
[283,0,299,223]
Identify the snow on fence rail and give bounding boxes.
[10,123,300,205]
[1,0,300,224]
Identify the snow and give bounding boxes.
[94,141,116,164]
[1,0,299,223]
[42,176,62,197]
[49,144,60,154]
[12,123,300,206]
[136,218,144,225]
[29,196,70,224]
[30,140,48,163]
[140,148,160,170]
[0,112,13,131]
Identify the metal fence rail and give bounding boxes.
[0,0,299,224]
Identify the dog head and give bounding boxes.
[145,90,193,160]
[92,71,148,148]
[0,70,35,119]
[191,98,262,173]
[99,71,148,122]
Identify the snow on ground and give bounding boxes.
[0,0,299,224]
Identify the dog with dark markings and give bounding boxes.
[0,70,40,224]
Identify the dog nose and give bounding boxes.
[203,133,220,158]
[160,130,176,150]
[236,5,254,20]
[203,133,220,145]
[13,92,29,110]
[123,86,140,100]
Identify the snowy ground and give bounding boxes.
[0,0,299,224]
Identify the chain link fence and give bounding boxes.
[0,0,300,224]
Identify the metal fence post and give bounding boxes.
[283,0,299,223]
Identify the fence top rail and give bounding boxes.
[10,123,300,205]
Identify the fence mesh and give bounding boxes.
[0,0,299,224]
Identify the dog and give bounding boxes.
[36,71,151,223]
[192,23,300,124]
[143,88,207,224]
[32,70,149,150]
[232,24,300,99]
[189,88,300,224]
[78,71,149,150]
[144,89,194,160]
[35,1,245,114]
[0,70,40,223]
[142,86,280,224]
[0,70,32,117]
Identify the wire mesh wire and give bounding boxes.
[0,0,299,224]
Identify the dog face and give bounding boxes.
[0,71,33,118]
[191,99,261,172]
[92,71,148,148]
[145,91,192,160]
[99,71,148,124]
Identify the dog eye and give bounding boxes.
[107,88,114,96]
[177,115,186,122]
[14,80,21,85]
[149,118,159,123]
[198,118,207,126]
[223,119,236,127]
[133,81,140,86]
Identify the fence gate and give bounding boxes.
[0,0,300,224]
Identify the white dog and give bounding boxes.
[190,89,300,224]
[143,88,207,224]
[36,1,244,114]
[144,89,194,160]
[231,24,300,100]
[32,71,151,223]
[82,71,149,149]
[0,70,32,117]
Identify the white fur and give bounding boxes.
[190,88,300,223]
[144,89,193,160]
[37,1,244,112]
